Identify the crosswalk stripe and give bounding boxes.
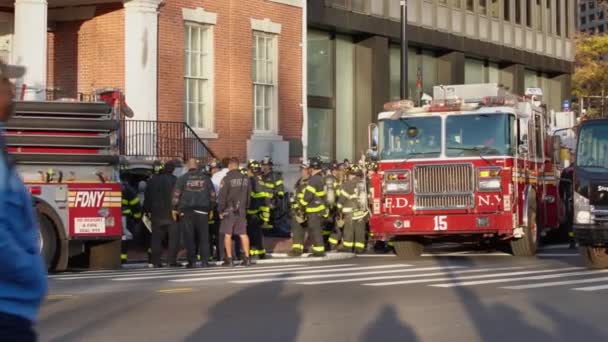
[231,266,465,284]
[572,282,608,292]
[113,264,358,281]
[363,267,583,287]
[433,269,608,288]
[54,264,311,281]
[504,275,608,290]
[171,264,411,283]
[296,266,528,285]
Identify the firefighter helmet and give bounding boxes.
[247,160,262,173]
[261,156,274,166]
[348,164,364,176]
[309,157,322,170]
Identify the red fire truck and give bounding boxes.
[5,91,128,271]
[368,84,564,258]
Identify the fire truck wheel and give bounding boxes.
[579,247,608,269]
[510,201,539,257]
[393,239,424,259]
[38,214,58,270]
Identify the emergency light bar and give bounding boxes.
[428,98,463,112]
[383,100,415,112]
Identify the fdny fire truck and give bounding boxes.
[368,84,564,258]
[5,91,127,271]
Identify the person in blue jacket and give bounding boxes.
[0,63,48,342]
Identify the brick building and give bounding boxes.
[0,0,304,168]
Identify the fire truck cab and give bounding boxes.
[368,84,563,258]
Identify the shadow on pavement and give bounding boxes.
[432,255,605,342]
[360,305,419,342]
[184,281,301,342]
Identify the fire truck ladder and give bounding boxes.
[5,101,120,165]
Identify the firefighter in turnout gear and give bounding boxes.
[289,157,328,257]
[338,164,369,254]
[327,162,346,250]
[121,181,142,263]
[260,157,285,230]
[247,160,267,259]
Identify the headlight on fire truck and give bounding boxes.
[383,170,411,194]
[574,192,592,224]
[477,167,502,192]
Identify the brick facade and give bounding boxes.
[47,4,124,99]
[158,0,302,161]
[43,0,302,162]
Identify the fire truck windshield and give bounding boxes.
[379,117,442,160]
[446,113,515,157]
[576,122,608,172]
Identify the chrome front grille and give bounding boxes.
[413,164,475,210]
[592,207,608,223]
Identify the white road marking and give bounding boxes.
[231,266,465,284]
[422,252,512,257]
[364,267,583,287]
[296,267,528,285]
[434,269,608,288]
[170,264,411,283]
[572,282,608,292]
[54,264,311,281]
[503,275,608,290]
[113,264,358,281]
[536,253,578,257]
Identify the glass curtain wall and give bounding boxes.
[390,46,437,101]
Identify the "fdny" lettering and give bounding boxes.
[74,192,105,208]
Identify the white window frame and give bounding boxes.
[182,7,217,139]
[251,18,281,137]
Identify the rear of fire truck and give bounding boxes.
[368,84,563,258]
[5,92,125,271]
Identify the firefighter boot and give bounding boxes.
[221,258,234,267]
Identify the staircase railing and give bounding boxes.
[120,120,217,161]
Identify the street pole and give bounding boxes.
[400,0,409,100]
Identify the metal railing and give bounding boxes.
[120,120,216,162]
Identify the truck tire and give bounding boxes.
[38,215,57,270]
[510,199,539,257]
[579,247,608,269]
[393,239,424,259]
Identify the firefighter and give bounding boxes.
[246,160,266,259]
[338,164,369,254]
[121,180,142,263]
[260,157,285,231]
[327,162,345,250]
[289,157,328,257]
[172,158,216,268]
[288,162,311,256]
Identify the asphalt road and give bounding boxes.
[39,245,608,342]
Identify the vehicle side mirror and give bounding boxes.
[552,135,562,165]
[368,123,378,152]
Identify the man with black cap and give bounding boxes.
[144,160,179,267]
[289,157,328,257]
[173,158,216,268]
[0,63,47,341]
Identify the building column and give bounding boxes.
[437,51,465,85]
[13,0,48,100]
[500,63,525,96]
[124,0,162,121]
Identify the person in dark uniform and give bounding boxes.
[260,157,285,231]
[173,158,216,268]
[218,158,252,267]
[289,157,328,257]
[144,160,178,267]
